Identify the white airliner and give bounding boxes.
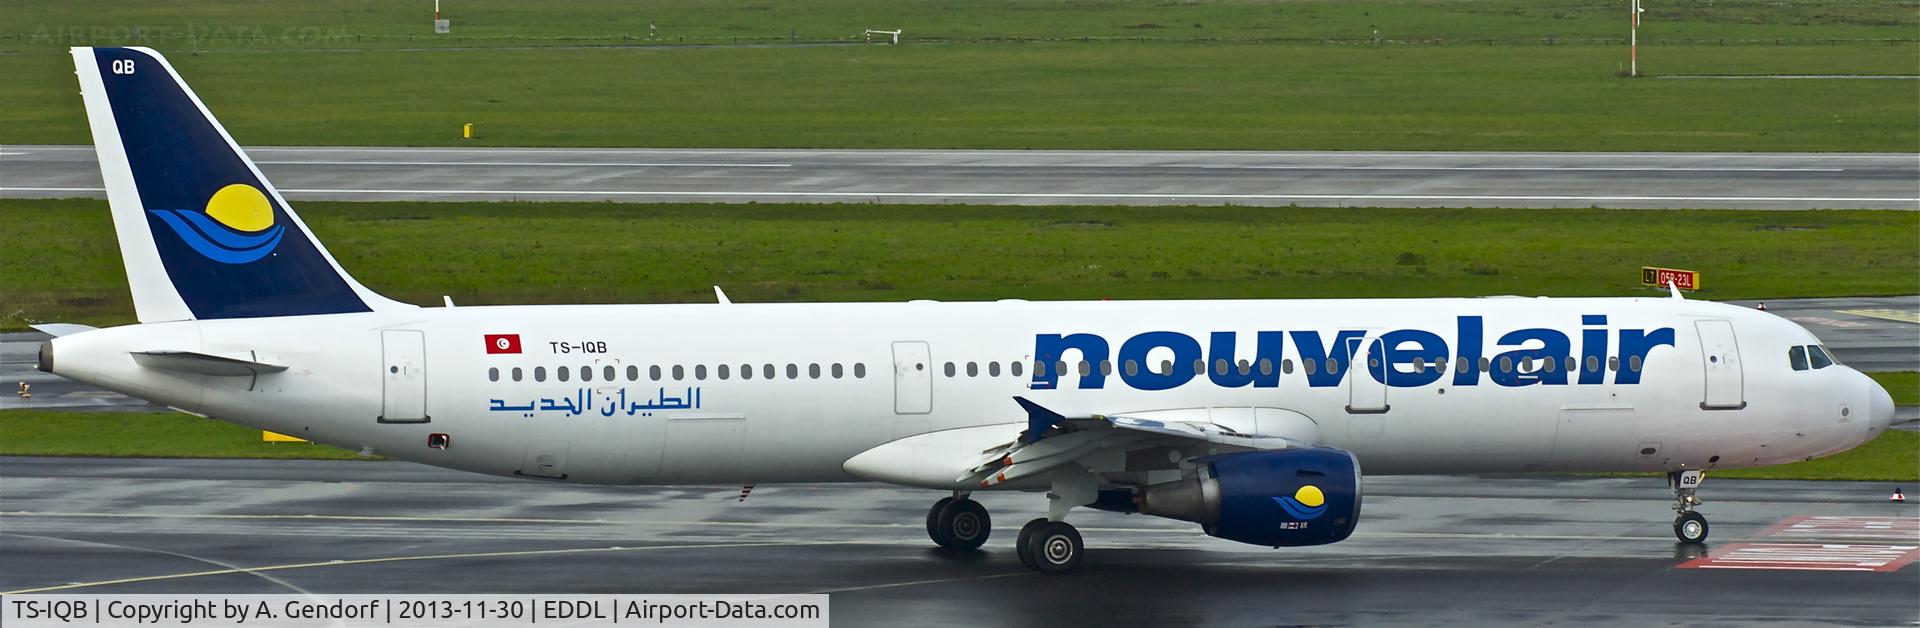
[40,47,1894,573]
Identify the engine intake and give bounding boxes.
[1139,447,1361,547]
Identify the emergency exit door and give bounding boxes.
[892,341,932,414]
[379,329,429,423]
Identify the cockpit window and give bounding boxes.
[1809,345,1836,369]
[1789,346,1809,371]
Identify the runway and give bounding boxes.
[1,457,1914,626]
[4,146,1916,209]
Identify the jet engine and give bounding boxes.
[1137,447,1361,547]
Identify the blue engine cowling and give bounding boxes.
[1137,447,1361,548]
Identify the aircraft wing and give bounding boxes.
[956,397,1310,488]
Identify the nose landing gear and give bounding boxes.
[1670,469,1709,544]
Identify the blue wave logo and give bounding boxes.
[1274,485,1327,520]
[150,183,284,264]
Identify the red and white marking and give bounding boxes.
[1758,516,1920,544]
[1680,543,1919,572]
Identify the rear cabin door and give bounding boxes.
[1695,320,1746,410]
[892,341,932,414]
[379,330,429,423]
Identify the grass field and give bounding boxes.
[5,0,1913,48]
[0,411,370,460]
[1870,372,1919,406]
[2,409,1909,481]
[0,1,1913,151]
[3,199,1915,329]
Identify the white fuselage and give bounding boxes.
[48,295,1890,487]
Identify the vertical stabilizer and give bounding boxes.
[71,47,411,321]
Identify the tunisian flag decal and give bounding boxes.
[484,334,522,354]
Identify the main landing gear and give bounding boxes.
[1016,517,1083,574]
[926,493,991,550]
[923,484,1090,574]
[1669,469,1710,544]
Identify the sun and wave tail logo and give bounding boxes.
[148,183,285,264]
[1274,485,1328,520]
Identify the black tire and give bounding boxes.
[1016,518,1049,570]
[926,497,957,546]
[1674,511,1709,544]
[1023,520,1084,574]
[935,499,991,550]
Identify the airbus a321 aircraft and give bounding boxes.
[41,47,1894,573]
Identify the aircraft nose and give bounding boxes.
[1868,378,1894,432]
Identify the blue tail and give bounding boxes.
[73,47,409,321]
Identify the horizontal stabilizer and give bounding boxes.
[131,350,287,376]
[30,323,99,337]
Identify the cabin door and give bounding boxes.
[378,329,429,423]
[1695,320,1746,410]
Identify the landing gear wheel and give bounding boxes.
[925,497,957,546]
[1022,520,1084,574]
[1674,511,1709,544]
[1015,518,1049,570]
[931,498,991,550]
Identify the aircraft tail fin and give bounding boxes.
[71,47,412,322]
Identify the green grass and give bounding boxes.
[2,409,1908,481]
[4,0,1913,48]
[1869,372,1919,406]
[3,198,1916,330]
[0,1,1913,151]
[1710,430,1918,482]
[0,410,370,460]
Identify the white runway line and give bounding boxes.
[252,160,1843,173]
[256,160,793,168]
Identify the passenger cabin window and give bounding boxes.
[1789,346,1810,371]
[604,366,616,381]
[809,364,822,379]
[511,367,524,382]
[534,367,547,382]
[719,364,731,380]
[579,366,591,382]
[1010,361,1022,377]
[856,363,869,378]
[488,367,500,382]
[944,362,956,377]
[557,366,570,382]
[651,365,663,381]
[833,363,845,379]
[989,362,1002,377]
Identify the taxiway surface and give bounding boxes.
[1,457,1915,626]
[4,146,1916,209]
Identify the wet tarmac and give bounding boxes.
[2,457,1915,626]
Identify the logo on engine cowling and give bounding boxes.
[1274,485,1327,520]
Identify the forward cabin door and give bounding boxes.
[1695,320,1746,410]
[379,329,429,423]
[892,341,933,414]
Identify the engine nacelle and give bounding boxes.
[1138,448,1361,547]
